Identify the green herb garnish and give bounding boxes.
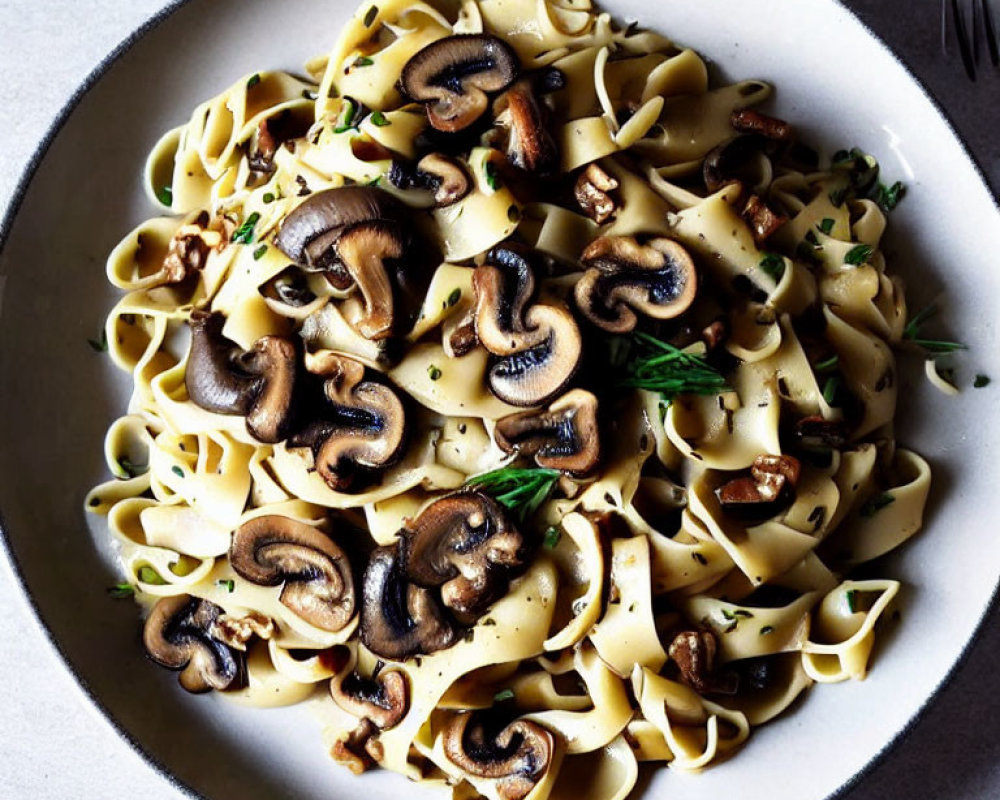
[252,244,268,261]
[107,583,135,599]
[902,304,967,356]
[818,217,835,235]
[484,160,501,191]
[543,527,561,549]
[974,374,991,388]
[369,110,390,127]
[156,185,173,207]
[88,328,108,352]
[115,457,148,479]
[616,332,728,405]
[171,465,185,478]
[822,375,842,406]
[247,73,261,90]
[363,5,378,26]
[466,467,560,522]
[353,56,374,68]
[232,212,261,244]
[334,98,359,133]
[494,689,515,703]
[860,492,895,518]
[262,192,276,204]
[845,589,858,614]
[427,365,442,381]
[758,253,785,283]
[446,288,462,307]
[217,579,235,593]
[844,243,873,266]
[138,566,167,585]
[814,355,839,372]
[873,181,905,212]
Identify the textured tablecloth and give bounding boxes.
[0,2,997,798]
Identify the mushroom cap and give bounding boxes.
[360,546,457,660]
[142,594,245,693]
[185,310,299,443]
[417,153,472,207]
[575,236,698,333]
[442,712,554,800]
[400,490,525,625]
[474,246,582,407]
[494,389,601,477]
[400,34,519,132]
[494,79,559,176]
[330,668,409,729]
[229,515,356,632]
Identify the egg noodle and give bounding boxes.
[87,0,932,797]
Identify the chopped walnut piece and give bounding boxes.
[331,718,380,774]
[668,630,738,695]
[741,195,787,245]
[730,108,792,141]
[717,453,801,514]
[574,163,620,224]
[211,611,274,651]
[752,454,801,491]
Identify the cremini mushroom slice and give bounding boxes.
[289,352,407,492]
[274,186,412,339]
[494,389,600,477]
[441,712,555,800]
[473,244,583,407]
[230,515,356,632]
[400,34,519,132]
[400,490,526,625]
[330,667,409,729]
[716,453,802,519]
[493,78,559,176]
[575,236,698,333]
[574,163,619,224]
[667,630,738,695]
[389,153,471,207]
[185,310,298,443]
[259,265,322,317]
[740,194,787,245]
[360,546,457,660]
[142,594,245,693]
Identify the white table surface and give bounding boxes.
[1,3,999,800]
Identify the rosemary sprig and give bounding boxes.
[466,467,560,522]
[902,304,967,356]
[616,332,728,404]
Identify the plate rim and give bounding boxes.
[0,2,997,799]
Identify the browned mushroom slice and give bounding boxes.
[259,266,318,310]
[360,546,457,660]
[730,108,792,141]
[390,154,472,207]
[400,490,525,626]
[400,34,519,132]
[185,310,298,443]
[334,220,401,339]
[716,453,802,519]
[574,163,619,224]
[290,353,407,492]
[494,389,600,477]
[703,134,769,194]
[229,515,355,632]
[442,712,555,800]
[740,194,787,245]
[473,245,582,407]
[142,594,245,693]
[494,78,559,176]
[575,236,698,333]
[330,668,409,729]
[667,630,738,695]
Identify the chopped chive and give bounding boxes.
[334,98,359,133]
[845,589,858,614]
[252,244,268,261]
[427,365,442,381]
[616,332,728,405]
[484,160,500,191]
[353,56,374,68]
[814,355,839,372]
[217,579,235,593]
[171,465,185,478]
[974,374,991,388]
[873,181,905,212]
[494,689,515,703]
[822,375,841,406]
[446,288,462,307]
[758,253,785,283]
[902,304,967,356]
[138,566,167,585]
[818,217,835,235]
[156,185,173,206]
[860,492,895,518]
[232,212,261,244]
[366,176,381,186]
[88,328,108,353]
[369,110,390,127]
[363,5,378,26]
[262,192,276,204]
[466,467,560,522]
[844,243,873,266]
[543,527,561,549]
[107,583,135,599]
[246,73,261,90]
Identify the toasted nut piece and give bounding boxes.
[574,163,619,224]
[731,108,792,141]
[212,611,274,651]
[741,195,787,245]
[668,630,738,695]
[716,453,801,518]
[717,475,780,507]
[331,718,379,774]
[752,454,801,489]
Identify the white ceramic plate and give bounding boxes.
[1,1,998,798]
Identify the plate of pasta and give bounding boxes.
[1,0,998,799]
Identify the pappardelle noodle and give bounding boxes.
[87,0,932,796]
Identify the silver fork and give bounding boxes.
[942,0,1000,81]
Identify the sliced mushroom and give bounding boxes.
[730,108,792,141]
[574,163,619,224]
[442,712,554,800]
[330,668,409,729]
[493,78,559,176]
[575,236,698,333]
[142,594,245,693]
[667,630,738,695]
[331,718,381,774]
[400,34,519,132]
[740,194,787,245]
[703,134,769,194]
[360,546,457,660]
[230,515,355,632]
[275,187,411,339]
[474,245,582,407]
[716,453,802,519]
[401,490,525,626]
[494,389,600,477]
[185,310,298,443]
[259,266,318,310]
[289,353,406,492]
[389,153,471,207]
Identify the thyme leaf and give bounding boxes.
[615,332,728,404]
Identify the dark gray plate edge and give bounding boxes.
[0,2,996,800]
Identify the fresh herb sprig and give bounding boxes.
[615,332,728,404]
[466,467,560,522]
[902,304,967,356]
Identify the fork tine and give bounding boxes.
[981,0,1000,66]
[952,0,977,80]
